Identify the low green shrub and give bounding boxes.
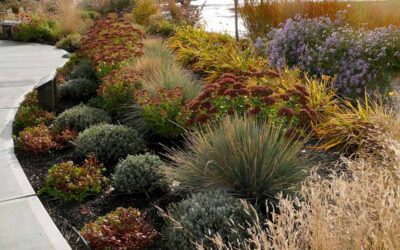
[165,115,310,203]
[59,78,98,101]
[133,39,202,101]
[53,105,111,133]
[56,33,81,52]
[15,15,61,43]
[164,191,250,249]
[81,207,157,250]
[113,154,168,195]
[75,124,146,164]
[39,156,108,201]
[70,61,97,82]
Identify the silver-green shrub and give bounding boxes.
[113,154,168,194]
[75,124,146,164]
[164,191,250,249]
[59,78,98,101]
[70,61,97,82]
[53,105,111,132]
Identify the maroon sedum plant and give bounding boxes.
[81,207,157,250]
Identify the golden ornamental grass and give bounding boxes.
[240,0,400,39]
[202,148,400,249]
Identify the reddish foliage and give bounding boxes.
[81,207,157,250]
[186,74,317,127]
[98,66,142,96]
[40,155,107,201]
[134,87,190,138]
[80,16,145,68]
[17,125,60,154]
[54,129,78,147]
[17,125,77,154]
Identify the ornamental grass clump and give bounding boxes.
[264,15,400,96]
[167,26,273,82]
[75,124,146,164]
[113,154,168,195]
[122,39,201,138]
[39,155,108,201]
[53,105,111,133]
[133,39,202,101]
[313,97,396,154]
[167,25,234,67]
[81,207,158,250]
[206,154,400,250]
[165,115,310,203]
[162,191,251,249]
[240,0,400,39]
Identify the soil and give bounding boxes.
[15,146,184,250]
[15,137,343,250]
[14,97,345,250]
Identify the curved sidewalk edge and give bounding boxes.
[0,40,71,250]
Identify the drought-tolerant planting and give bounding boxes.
[80,207,157,250]
[53,105,111,132]
[8,0,400,249]
[39,156,108,201]
[263,15,400,96]
[113,154,167,195]
[75,124,146,164]
[163,191,251,249]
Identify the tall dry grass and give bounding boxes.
[240,0,400,38]
[133,39,202,100]
[240,0,348,38]
[194,100,400,249]
[54,0,83,34]
[201,146,400,249]
[347,1,400,29]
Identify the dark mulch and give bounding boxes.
[15,146,183,250]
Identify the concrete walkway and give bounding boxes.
[0,41,71,249]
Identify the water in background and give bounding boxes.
[191,0,246,36]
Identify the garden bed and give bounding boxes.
[17,148,175,249]
[8,0,400,249]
